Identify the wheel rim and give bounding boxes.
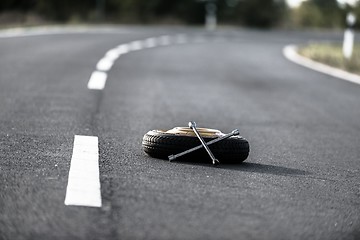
[161,127,224,137]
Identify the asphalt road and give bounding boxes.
[0,26,359,240]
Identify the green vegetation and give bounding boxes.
[288,0,360,29]
[290,0,343,28]
[298,43,360,75]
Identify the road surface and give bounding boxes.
[0,26,359,240]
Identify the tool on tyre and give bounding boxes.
[188,121,219,165]
[142,125,250,164]
[168,129,239,162]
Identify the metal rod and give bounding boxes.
[168,129,239,161]
[189,121,219,165]
[168,122,239,164]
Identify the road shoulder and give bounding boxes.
[283,44,360,85]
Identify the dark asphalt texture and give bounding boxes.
[0,26,359,240]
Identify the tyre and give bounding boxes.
[142,128,249,164]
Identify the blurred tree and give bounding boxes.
[291,1,323,27]
[0,0,290,28]
[207,0,288,28]
[34,0,95,22]
[156,0,203,24]
[313,0,343,27]
[230,0,287,28]
[352,1,360,28]
[0,0,37,12]
[291,0,344,28]
[105,0,203,24]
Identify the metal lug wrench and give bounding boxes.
[168,129,239,162]
[189,121,220,165]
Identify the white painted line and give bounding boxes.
[65,135,102,208]
[105,48,121,61]
[96,58,114,72]
[88,34,189,91]
[158,35,171,46]
[129,40,143,51]
[116,44,129,54]
[87,71,107,90]
[0,28,87,38]
[143,37,157,48]
[0,26,133,38]
[175,34,187,44]
[283,45,360,86]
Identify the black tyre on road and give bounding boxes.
[142,129,249,163]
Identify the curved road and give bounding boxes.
[0,26,359,240]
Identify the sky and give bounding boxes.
[286,0,359,8]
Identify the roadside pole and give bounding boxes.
[205,2,217,31]
[343,12,356,60]
[197,0,217,31]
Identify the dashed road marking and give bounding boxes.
[158,35,171,46]
[105,48,121,61]
[129,40,143,51]
[88,71,107,90]
[175,34,187,44]
[96,58,114,72]
[0,26,133,38]
[65,135,102,208]
[116,44,129,54]
[144,37,157,48]
[88,33,223,91]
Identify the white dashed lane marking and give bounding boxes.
[105,48,122,60]
[88,71,107,90]
[158,35,171,46]
[65,135,102,208]
[87,33,212,91]
[144,37,157,48]
[175,34,187,44]
[96,58,114,72]
[129,40,143,51]
[116,44,129,54]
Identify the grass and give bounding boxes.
[298,43,360,75]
